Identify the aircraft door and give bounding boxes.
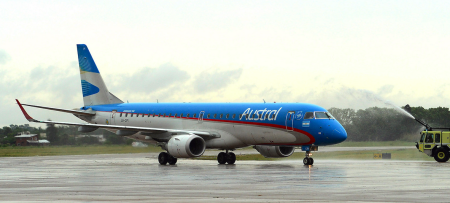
[110,110,117,125]
[198,111,204,123]
[285,111,295,131]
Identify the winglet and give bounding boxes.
[16,99,36,122]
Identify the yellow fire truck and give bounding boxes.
[415,119,450,162]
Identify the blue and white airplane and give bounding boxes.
[17,44,347,165]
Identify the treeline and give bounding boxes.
[45,123,132,146]
[0,123,132,146]
[328,106,450,142]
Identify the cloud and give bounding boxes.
[0,50,11,65]
[112,63,190,94]
[377,85,394,95]
[193,68,243,93]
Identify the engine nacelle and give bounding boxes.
[78,126,99,133]
[167,134,206,158]
[254,145,295,158]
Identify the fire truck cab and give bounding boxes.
[416,130,450,162]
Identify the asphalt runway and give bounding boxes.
[1,152,449,202]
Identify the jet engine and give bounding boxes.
[167,134,206,158]
[254,145,295,158]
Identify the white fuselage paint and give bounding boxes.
[88,111,308,149]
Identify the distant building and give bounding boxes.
[15,132,50,146]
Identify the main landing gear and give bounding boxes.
[217,150,236,164]
[303,151,314,166]
[158,152,177,165]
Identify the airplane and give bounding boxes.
[16,44,347,166]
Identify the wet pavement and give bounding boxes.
[0,153,449,202]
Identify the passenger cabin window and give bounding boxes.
[163,113,166,117]
[304,112,314,119]
[158,113,161,117]
[148,114,151,117]
[239,114,242,119]
[125,113,128,117]
[120,113,122,117]
[131,114,133,117]
[187,113,190,117]
[233,114,236,119]
[214,114,217,118]
[272,114,275,119]
[207,114,210,118]
[265,114,268,119]
[174,113,177,117]
[193,113,196,118]
[226,114,229,119]
[180,113,183,117]
[246,114,249,119]
[168,113,172,117]
[220,114,223,118]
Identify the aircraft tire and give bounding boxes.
[158,152,169,165]
[168,155,177,165]
[226,152,236,165]
[434,148,449,162]
[303,157,309,165]
[303,157,313,165]
[217,152,227,164]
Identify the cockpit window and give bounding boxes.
[304,112,314,119]
[315,112,334,119]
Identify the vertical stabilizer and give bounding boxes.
[77,44,123,106]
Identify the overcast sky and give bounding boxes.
[1,0,450,127]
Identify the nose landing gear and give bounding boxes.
[217,150,236,164]
[303,151,314,165]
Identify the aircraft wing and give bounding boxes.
[21,103,95,116]
[16,99,219,139]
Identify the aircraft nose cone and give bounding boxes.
[332,125,347,143]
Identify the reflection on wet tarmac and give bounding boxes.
[0,154,448,202]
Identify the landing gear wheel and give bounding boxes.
[434,148,449,162]
[217,152,227,164]
[158,152,169,165]
[303,157,314,165]
[226,152,236,164]
[168,155,178,165]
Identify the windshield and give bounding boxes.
[315,112,335,119]
[419,133,426,142]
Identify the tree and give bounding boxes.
[46,122,58,144]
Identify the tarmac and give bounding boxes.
[0,149,449,202]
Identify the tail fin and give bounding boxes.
[77,44,123,106]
